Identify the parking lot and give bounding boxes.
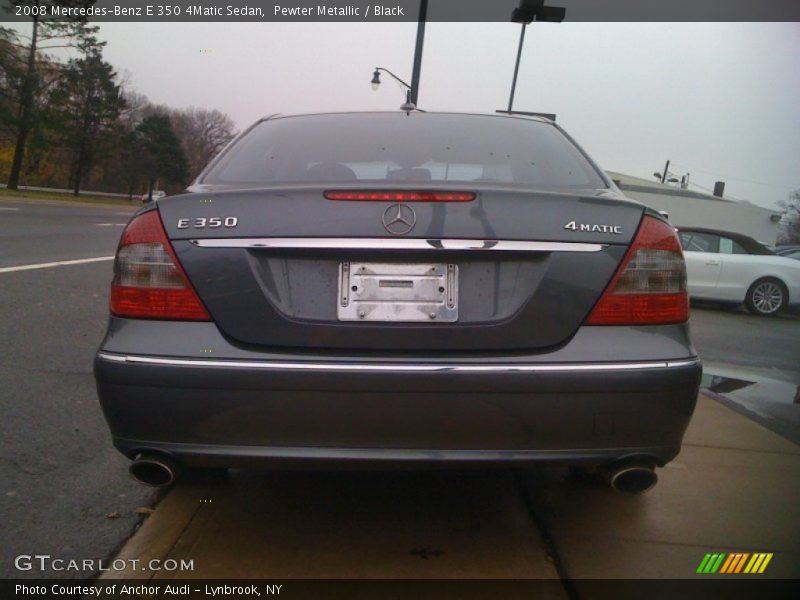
[1,198,798,585]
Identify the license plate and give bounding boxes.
[337,262,458,322]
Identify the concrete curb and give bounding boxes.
[99,481,216,580]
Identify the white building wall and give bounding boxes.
[623,190,780,244]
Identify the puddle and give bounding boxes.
[702,373,800,405]
[701,371,800,445]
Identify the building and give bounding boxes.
[607,171,782,244]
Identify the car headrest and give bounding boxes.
[305,162,357,181]
[387,168,432,181]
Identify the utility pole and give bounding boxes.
[507,23,527,113]
[408,0,428,107]
[505,1,565,114]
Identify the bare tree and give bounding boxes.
[169,108,237,179]
[777,189,800,245]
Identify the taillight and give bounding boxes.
[324,191,475,202]
[110,210,210,320]
[586,216,688,325]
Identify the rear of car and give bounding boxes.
[95,112,701,488]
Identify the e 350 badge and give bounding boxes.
[177,217,238,229]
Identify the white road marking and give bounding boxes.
[95,223,126,226]
[0,207,20,211]
[0,256,114,274]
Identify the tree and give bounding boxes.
[49,54,125,194]
[0,27,25,143]
[110,90,149,198]
[134,114,189,200]
[777,190,800,245]
[169,107,236,179]
[5,0,102,189]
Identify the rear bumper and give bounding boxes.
[94,350,701,469]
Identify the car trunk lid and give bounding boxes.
[158,187,643,351]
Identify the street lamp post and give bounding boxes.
[371,68,414,110]
[370,0,428,110]
[507,22,528,113]
[408,0,428,107]
[505,1,566,114]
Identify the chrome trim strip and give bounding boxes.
[98,352,699,373]
[189,238,604,253]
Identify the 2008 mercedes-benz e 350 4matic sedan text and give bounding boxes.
[94,112,701,493]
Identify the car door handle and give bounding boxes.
[705,260,720,266]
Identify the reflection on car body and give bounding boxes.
[94,112,702,493]
[141,190,166,203]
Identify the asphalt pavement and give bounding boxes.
[0,199,148,579]
[0,200,133,268]
[1,197,798,582]
[690,303,800,378]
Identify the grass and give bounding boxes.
[0,187,138,207]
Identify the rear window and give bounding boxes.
[679,232,720,253]
[719,237,748,255]
[200,113,607,190]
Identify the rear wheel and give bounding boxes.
[745,278,787,316]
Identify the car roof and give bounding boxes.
[259,110,555,126]
[675,227,775,255]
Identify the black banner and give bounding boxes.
[2,0,800,23]
[2,579,800,600]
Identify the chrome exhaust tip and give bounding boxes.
[603,460,658,494]
[129,454,180,487]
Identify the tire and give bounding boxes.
[745,278,787,316]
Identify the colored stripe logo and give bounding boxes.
[697,552,773,574]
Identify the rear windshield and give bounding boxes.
[200,113,607,190]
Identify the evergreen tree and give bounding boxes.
[134,114,190,200]
[49,54,125,195]
[5,0,102,189]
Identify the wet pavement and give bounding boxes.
[103,395,800,582]
[688,304,800,446]
[701,365,800,445]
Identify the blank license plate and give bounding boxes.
[337,262,458,322]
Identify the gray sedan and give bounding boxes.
[94,112,701,493]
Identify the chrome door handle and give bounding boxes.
[705,260,720,266]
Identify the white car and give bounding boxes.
[677,227,800,315]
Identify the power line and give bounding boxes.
[669,161,797,191]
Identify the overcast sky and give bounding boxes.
[53,22,800,209]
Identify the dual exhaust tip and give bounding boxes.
[602,459,659,494]
[129,453,180,487]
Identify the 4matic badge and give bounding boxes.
[564,221,622,235]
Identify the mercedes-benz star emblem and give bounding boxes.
[382,203,417,235]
